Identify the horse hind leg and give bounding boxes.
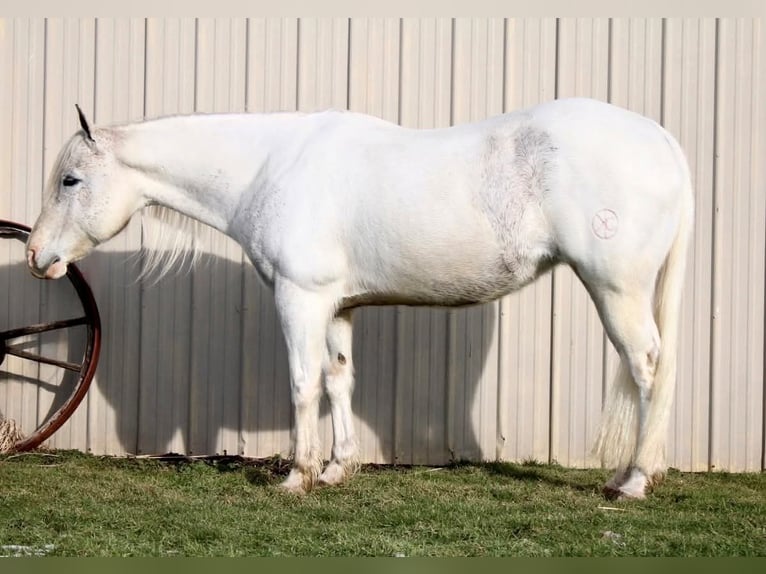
[590,286,663,500]
[319,312,360,485]
[318,309,360,486]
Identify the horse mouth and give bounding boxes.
[42,260,68,279]
[27,250,68,280]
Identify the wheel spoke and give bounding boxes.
[0,220,101,454]
[0,228,27,241]
[0,317,88,341]
[3,345,82,372]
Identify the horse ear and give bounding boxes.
[75,104,95,143]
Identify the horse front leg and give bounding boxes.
[275,278,335,494]
[319,309,359,486]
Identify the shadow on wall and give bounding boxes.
[0,250,497,465]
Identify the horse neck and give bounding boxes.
[113,113,299,233]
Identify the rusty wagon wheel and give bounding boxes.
[0,219,101,453]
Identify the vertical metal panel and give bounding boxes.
[87,17,145,456]
[497,17,557,464]
[395,17,453,465]
[662,18,717,472]
[347,17,400,463]
[550,18,611,468]
[7,18,44,444]
[187,18,247,456]
[711,18,765,472]
[246,18,299,113]
[449,18,506,462]
[758,19,766,474]
[0,18,45,444]
[297,18,349,113]
[40,18,97,451]
[0,18,14,430]
[140,17,197,455]
[609,18,664,121]
[241,17,297,460]
[0,19,11,220]
[1,19,46,224]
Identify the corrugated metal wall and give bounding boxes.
[0,17,763,471]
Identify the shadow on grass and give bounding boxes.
[129,452,613,493]
[479,460,606,494]
[121,452,292,485]
[14,449,621,495]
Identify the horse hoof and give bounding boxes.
[602,466,651,500]
[602,484,646,501]
[278,480,307,495]
[279,469,312,494]
[602,484,622,500]
[318,462,348,486]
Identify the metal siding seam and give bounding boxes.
[757,17,766,472]
[0,21,13,432]
[709,17,721,471]
[548,17,561,464]
[238,16,251,455]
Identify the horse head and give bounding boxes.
[26,106,144,279]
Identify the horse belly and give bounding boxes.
[343,134,557,308]
[344,216,550,309]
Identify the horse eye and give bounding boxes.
[62,175,80,187]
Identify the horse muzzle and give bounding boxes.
[26,247,68,280]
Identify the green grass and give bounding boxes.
[0,451,763,557]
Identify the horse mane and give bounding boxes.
[139,205,207,282]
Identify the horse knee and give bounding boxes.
[291,374,322,409]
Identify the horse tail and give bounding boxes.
[595,149,694,477]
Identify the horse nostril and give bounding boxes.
[27,248,37,269]
[26,248,60,274]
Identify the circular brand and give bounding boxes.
[592,209,619,240]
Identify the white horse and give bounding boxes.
[26,98,693,499]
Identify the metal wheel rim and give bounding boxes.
[0,219,101,452]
